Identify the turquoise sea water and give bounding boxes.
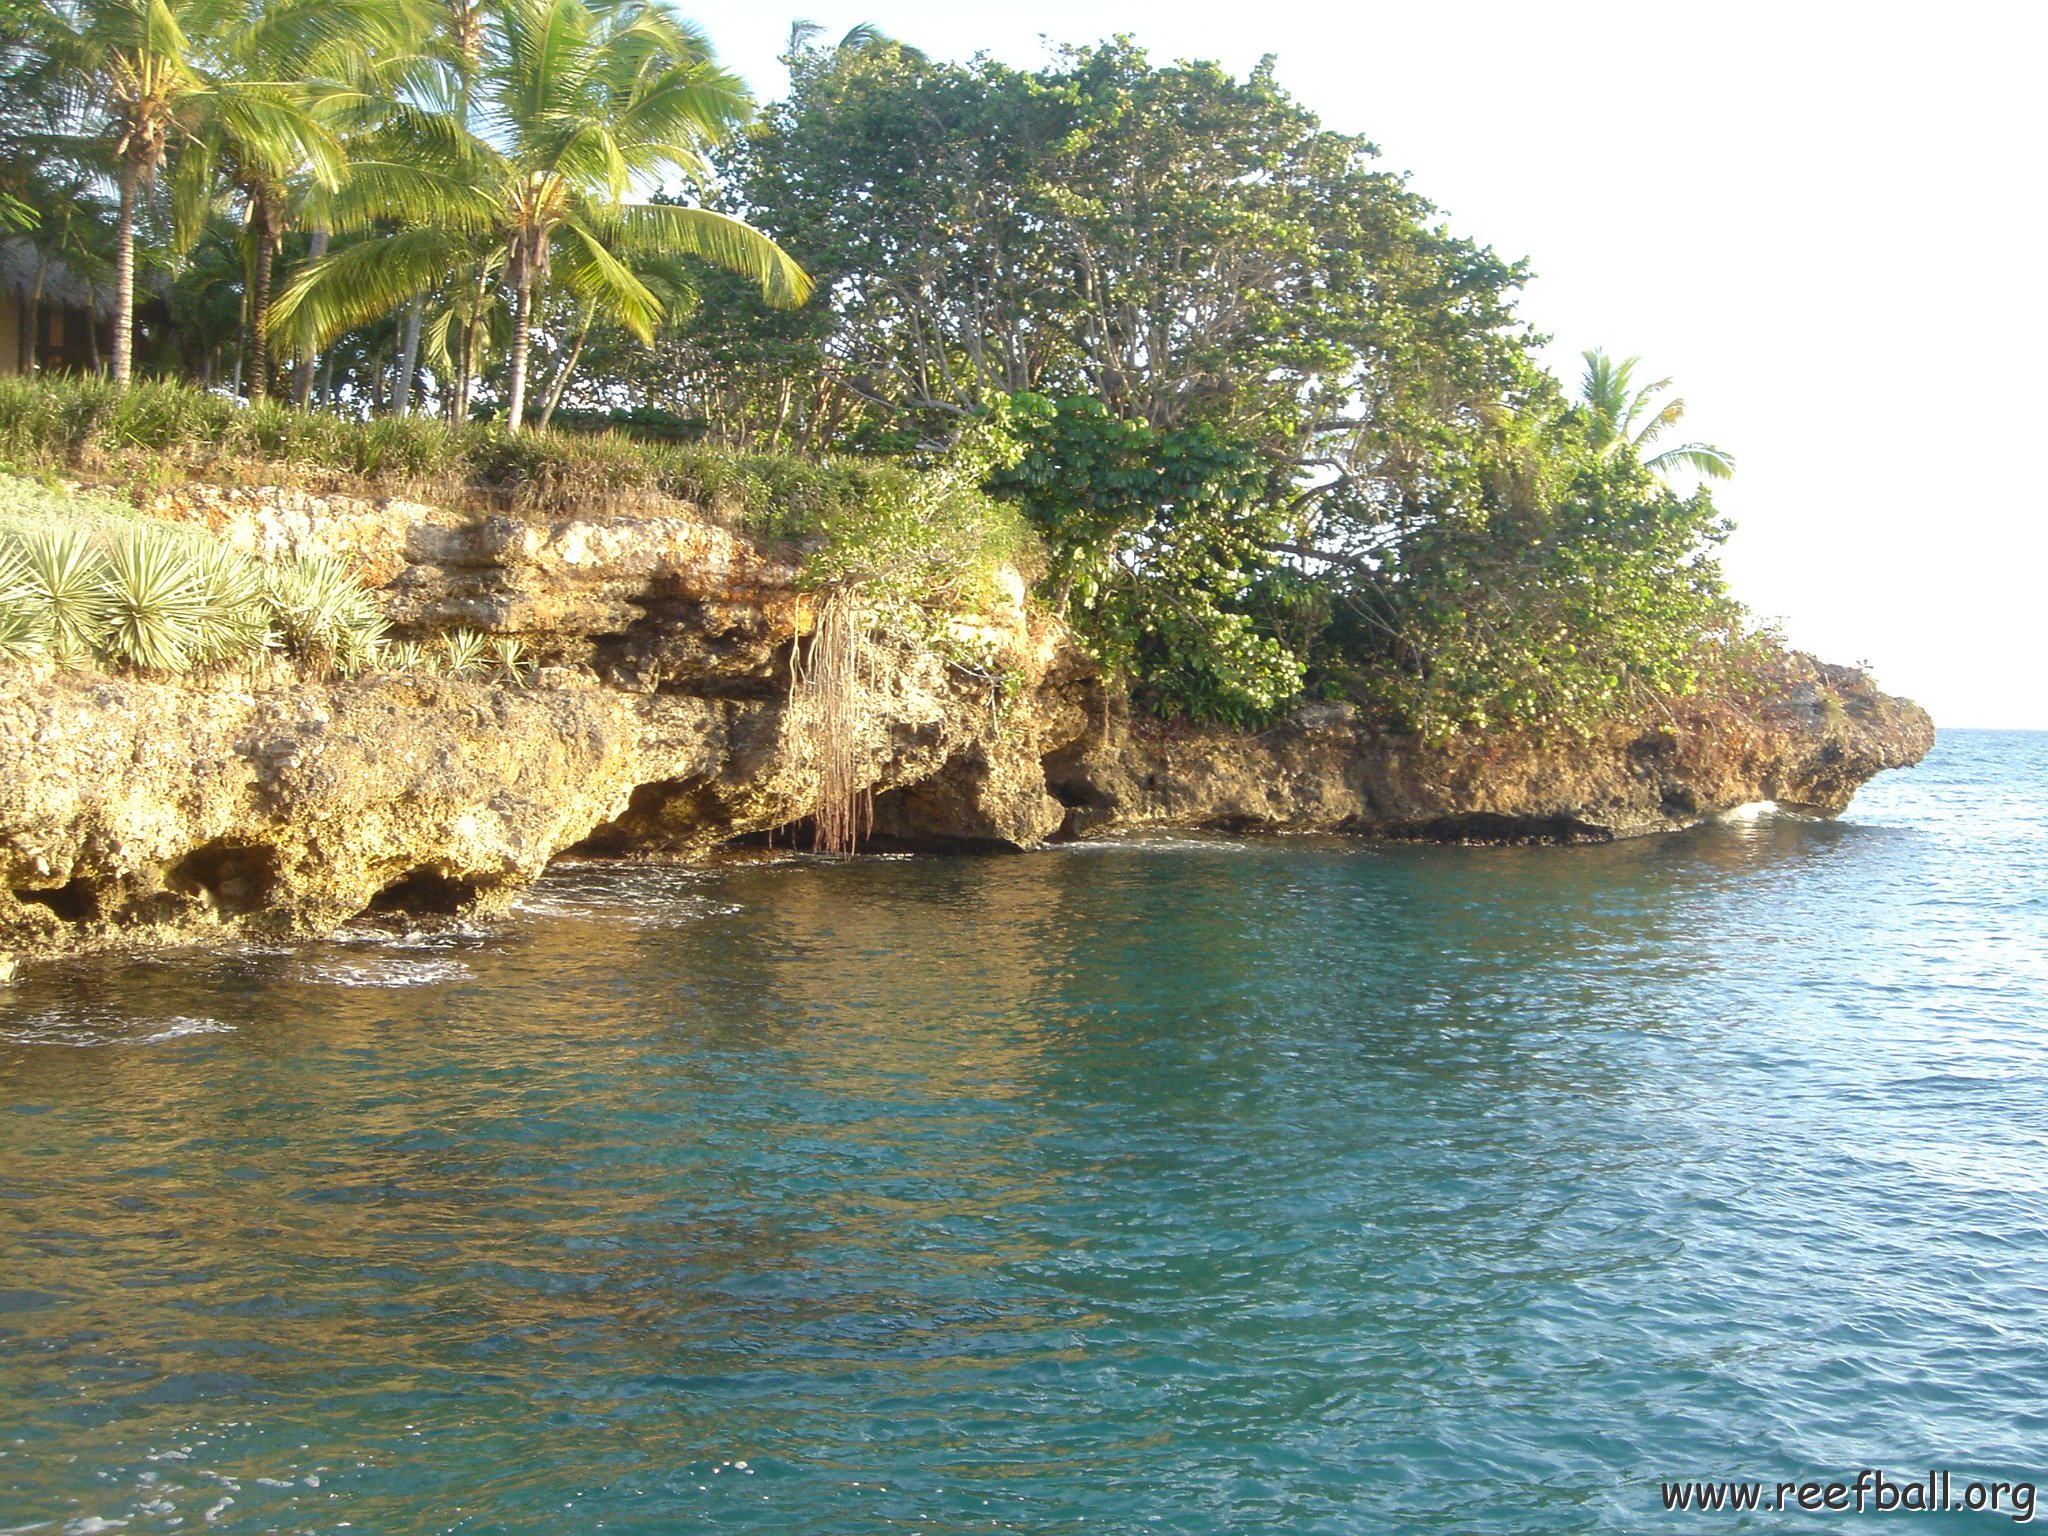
[2,729,2044,1534]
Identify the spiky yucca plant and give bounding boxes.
[0,603,45,661]
[489,635,528,684]
[0,487,389,675]
[102,533,216,670]
[438,628,488,674]
[188,542,278,665]
[20,529,112,663]
[380,639,434,673]
[0,544,47,661]
[264,555,387,672]
[0,543,34,602]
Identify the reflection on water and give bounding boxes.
[1,731,2045,1534]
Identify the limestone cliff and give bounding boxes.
[0,483,1933,959]
[1043,658,1932,844]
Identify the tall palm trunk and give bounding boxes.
[248,221,275,400]
[111,162,139,386]
[451,260,488,423]
[451,313,473,423]
[244,187,294,400]
[394,293,424,416]
[505,258,535,430]
[292,225,329,407]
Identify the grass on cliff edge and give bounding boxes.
[0,376,995,535]
[0,376,1038,623]
[0,374,849,521]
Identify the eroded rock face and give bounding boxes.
[0,483,1935,961]
[0,671,631,951]
[0,649,1048,955]
[145,482,804,687]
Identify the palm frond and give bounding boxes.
[608,62,753,151]
[557,217,663,340]
[320,155,500,234]
[167,131,219,255]
[607,203,811,307]
[1644,443,1736,480]
[268,225,471,345]
[837,22,924,60]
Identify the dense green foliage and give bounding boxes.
[991,393,1300,724]
[685,36,1745,734]
[5,0,806,409]
[0,4,1765,735]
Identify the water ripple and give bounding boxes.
[0,730,2042,1533]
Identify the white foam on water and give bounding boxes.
[0,1018,115,1048]
[1715,800,1779,822]
[1056,833,1252,853]
[0,1012,234,1049]
[135,1017,236,1045]
[323,923,490,949]
[294,958,472,988]
[514,862,742,925]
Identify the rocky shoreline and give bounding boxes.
[0,484,1934,962]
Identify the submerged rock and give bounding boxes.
[0,483,1933,957]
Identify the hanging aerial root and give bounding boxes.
[790,586,874,855]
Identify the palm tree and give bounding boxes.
[1578,348,1735,481]
[783,19,925,62]
[270,0,810,429]
[33,0,346,385]
[533,244,695,426]
[32,0,211,384]
[168,0,406,397]
[9,176,114,373]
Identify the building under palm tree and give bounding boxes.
[0,241,112,376]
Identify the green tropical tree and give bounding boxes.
[271,0,810,429]
[5,172,114,373]
[530,245,696,427]
[1578,347,1735,481]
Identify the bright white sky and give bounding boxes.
[701,2,2047,729]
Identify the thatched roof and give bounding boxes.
[0,239,112,314]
